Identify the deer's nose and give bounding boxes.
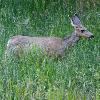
[90,35,94,38]
[89,35,94,39]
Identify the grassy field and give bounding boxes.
[0,0,100,100]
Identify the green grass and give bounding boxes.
[0,0,100,100]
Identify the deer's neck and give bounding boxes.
[63,32,79,48]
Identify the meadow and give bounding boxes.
[0,0,100,100]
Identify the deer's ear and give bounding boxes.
[70,14,82,26]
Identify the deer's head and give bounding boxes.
[70,14,94,39]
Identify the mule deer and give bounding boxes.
[5,14,94,58]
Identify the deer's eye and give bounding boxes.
[81,30,85,33]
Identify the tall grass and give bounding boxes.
[0,0,100,100]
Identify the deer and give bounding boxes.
[5,14,94,58]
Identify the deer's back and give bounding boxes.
[6,35,65,57]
